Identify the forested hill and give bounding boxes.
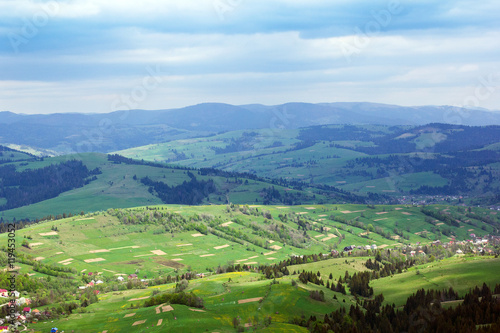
[0,153,368,222]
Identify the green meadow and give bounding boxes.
[1,203,499,332]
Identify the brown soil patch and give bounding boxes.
[189,308,206,312]
[89,249,110,253]
[84,258,106,263]
[247,256,258,259]
[220,221,233,227]
[266,257,276,260]
[124,313,136,318]
[314,235,325,238]
[151,250,167,256]
[129,296,149,301]
[297,212,308,215]
[176,244,193,247]
[468,229,474,231]
[374,218,388,221]
[121,260,144,265]
[318,214,327,217]
[214,244,230,250]
[238,297,263,304]
[191,233,205,237]
[401,212,412,215]
[378,244,389,249]
[34,257,44,261]
[171,258,183,261]
[436,223,445,226]
[340,211,352,214]
[55,252,63,254]
[58,258,73,264]
[162,305,174,312]
[305,207,316,210]
[276,206,288,209]
[244,262,258,265]
[155,259,185,269]
[270,245,282,250]
[376,212,388,215]
[109,246,140,250]
[264,251,276,256]
[200,254,215,257]
[29,243,44,247]
[132,320,146,326]
[157,319,163,326]
[39,231,58,236]
[395,208,403,210]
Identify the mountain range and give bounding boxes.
[1,102,500,154]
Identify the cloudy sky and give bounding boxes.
[1,0,499,114]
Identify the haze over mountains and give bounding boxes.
[1,102,499,154]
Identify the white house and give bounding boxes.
[117,276,125,282]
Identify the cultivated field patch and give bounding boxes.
[238,297,263,304]
[84,258,106,263]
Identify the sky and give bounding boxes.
[0,0,499,114]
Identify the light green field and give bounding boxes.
[372,256,500,306]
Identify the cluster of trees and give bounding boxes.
[0,160,100,210]
[298,271,324,286]
[212,132,257,154]
[143,291,204,308]
[141,174,216,205]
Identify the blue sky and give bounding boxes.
[1,0,499,114]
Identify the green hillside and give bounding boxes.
[0,153,355,222]
[115,124,500,204]
[0,203,499,332]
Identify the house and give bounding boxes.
[17,297,31,306]
[128,274,138,279]
[456,249,463,254]
[117,276,125,282]
[0,289,7,298]
[0,326,9,333]
[88,272,93,276]
[32,309,40,316]
[17,315,26,323]
[371,244,378,250]
[95,280,104,284]
[23,307,31,313]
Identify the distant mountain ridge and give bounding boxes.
[1,102,499,154]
